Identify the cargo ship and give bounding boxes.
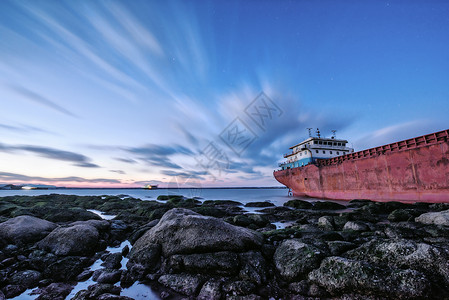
[274,129,449,203]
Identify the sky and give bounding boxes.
[0,0,448,188]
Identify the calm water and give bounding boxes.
[0,187,298,206]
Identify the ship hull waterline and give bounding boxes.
[274,139,449,203]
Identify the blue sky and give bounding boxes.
[0,0,448,187]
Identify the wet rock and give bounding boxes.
[101,252,122,269]
[313,201,346,210]
[93,268,122,284]
[0,215,57,245]
[233,215,253,227]
[238,251,267,285]
[245,201,275,207]
[127,243,161,275]
[34,282,73,300]
[388,209,415,222]
[309,256,430,299]
[43,256,88,281]
[131,208,263,257]
[158,273,204,295]
[70,220,110,231]
[343,221,370,231]
[202,200,243,206]
[274,239,325,281]
[2,284,26,298]
[283,199,313,209]
[327,241,356,256]
[0,290,4,300]
[318,216,335,230]
[415,209,449,226]
[198,279,223,300]
[222,280,256,296]
[168,251,239,275]
[9,269,41,288]
[83,283,121,299]
[345,239,449,285]
[288,280,328,297]
[97,294,134,300]
[37,224,99,256]
[76,269,94,281]
[121,245,130,257]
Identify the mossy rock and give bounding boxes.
[283,199,313,209]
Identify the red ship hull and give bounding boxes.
[274,130,449,203]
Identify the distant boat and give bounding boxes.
[143,184,158,190]
[274,128,449,203]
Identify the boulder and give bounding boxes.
[344,239,449,285]
[131,208,263,257]
[198,279,223,300]
[34,283,73,300]
[309,256,430,298]
[274,239,325,281]
[93,269,122,284]
[9,270,41,288]
[167,251,239,275]
[245,202,275,207]
[283,199,313,209]
[101,253,122,269]
[318,216,335,230]
[415,210,449,226]
[0,215,57,245]
[343,221,370,231]
[37,224,99,256]
[158,273,204,295]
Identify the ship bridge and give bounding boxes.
[278,129,354,170]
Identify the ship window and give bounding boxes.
[316,150,319,153]
[319,141,322,144]
[337,151,340,155]
[330,151,333,154]
[323,150,326,154]
[334,142,337,146]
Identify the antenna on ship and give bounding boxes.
[307,128,313,137]
[316,128,321,138]
[331,130,337,139]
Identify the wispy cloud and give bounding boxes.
[109,169,126,174]
[0,143,99,168]
[114,157,137,164]
[7,84,77,117]
[0,122,53,135]
[0,171,120,184]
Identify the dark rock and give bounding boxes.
[34,282,73,300]
[43,256,88,281]
[313,201,346,210]
[283,199,313,209]
[317,216,335,230]
[2,284,26,298]
[127,243,161,275]
[76,269,94,281]
[97,294,134,300]
[0,290,4,300]
[415,209,449,226]
[274,239,325,281]
[245,202,275,207]
[345,239,449,285]
[202,200,243,206]
[101,252,122,269]
[309,256,430,299]
[168,251,239,275]
[9,270,41,288]
[198,279,222,300]
[192,206,230,218]
[348,199,374,208]
[247,214,270,227]
[131,208,263,257]
[37,224,99,256]
[93,269,122,284]
[343,221,370,231]
[288,280,328,297]
[238,251,267,284]
[121,245,130,257]
[70,220,110,231]
[388,209,415,222]
[222,280,256,296]
[327,241,357,256]
[233,215,253,227]
[0,215,57,245]
[84,283,121,298]
[158,273,204,295]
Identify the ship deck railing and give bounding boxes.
[316,129,449,167]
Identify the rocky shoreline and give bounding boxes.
[0,194,449,299]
